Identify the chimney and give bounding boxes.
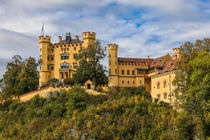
[75,35,79,40]
[58,36,62,43]
[66,32,71,41]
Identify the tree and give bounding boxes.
[16,57,39,94]
[1,55,22,98]
[40,78,59,89]
[173,38,210,138]
[73,40,108,88]
[1,55,39,98]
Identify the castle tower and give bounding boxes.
[39,35,51,87]
[82,32,96,48]
[172,47,184,60]
[108,44,119,88]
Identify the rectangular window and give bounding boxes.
[115,69,117,74]
[122,70,124,75]
[51,56,54,61]
[52,49,54,52]
[73,63,77,68]
[122,80,124,84]
[127,81,129,84]
[51,65,54,70]
[132,70,135,75]
[47,56,50,60]
[127,70,130,75]
[133,81,135,84]
[47,65,50,70]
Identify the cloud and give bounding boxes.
[0,0,210,78]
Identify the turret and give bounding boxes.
[172,47,184,60]
[39,35,51,87]
[108,44,119,88]
[82,32,95,48]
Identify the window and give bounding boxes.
[138,71,144,74]
[115,69,117,74]
[109,69,111,74]
[51,56,54,61]
[157,82,160,89]
[51,49,54,52]
[132,70,135,75]
[47,64,50,70]
[133,81,135,84]
[109,54,111,57]
[61,62,69,69]
[127,81,129,84]
[122,70,124,75]
[140,80,141,84]
[61,54,69,60]
[164,93,167,99]
[164,80,167,88]
[73,53,77,59]
[109,61,111,65]
[157,94,161,100]
[122,80,124,84]
[73,63,77,68]
[74,47,76,51]
[47,56,50,60]
[61,73,64,79]
[127,70,130,75]
[51,65,54,70]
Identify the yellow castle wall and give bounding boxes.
[151,71,176,103]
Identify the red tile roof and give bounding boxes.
[118,57,153,66]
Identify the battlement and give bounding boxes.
[39,35,51,43]
[82,32,96,40]
[173,47,183,52]
[108,44,118,49]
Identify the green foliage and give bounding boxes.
[64,78,74,86]
[40,78,59,89]
[173,38,210,138]
[73,40,108,87]
[1,55,39,98]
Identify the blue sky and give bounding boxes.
[0,0,210,78]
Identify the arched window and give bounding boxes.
[61,62,69,69]
[157,94,161,100]
[73,63,77,68]
[157,82,160,89]
[164,93,167,99]
[164,80,167,88]
[61,53,69,60]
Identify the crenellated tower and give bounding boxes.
[82,32,96,48]
[172,47,184,60]
[39,35,51,87]
[108,44,119,87]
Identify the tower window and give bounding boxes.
[51,65,54,70]
[132,70,135,75]
[127,70,130,75]
[133,81,135,84]
[122,70,124,75]
[47,64,50,70]
[122,80,124,84]
[74,47,76,51]
[47,56,50,60]
[51,56,54,61]
[127,81,129,84]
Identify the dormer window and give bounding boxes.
[165,68,170,72]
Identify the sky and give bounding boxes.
[0,0,210,78]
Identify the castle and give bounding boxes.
[108,44,183,103]
[39,32,182,103]
[39,32,95,87]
